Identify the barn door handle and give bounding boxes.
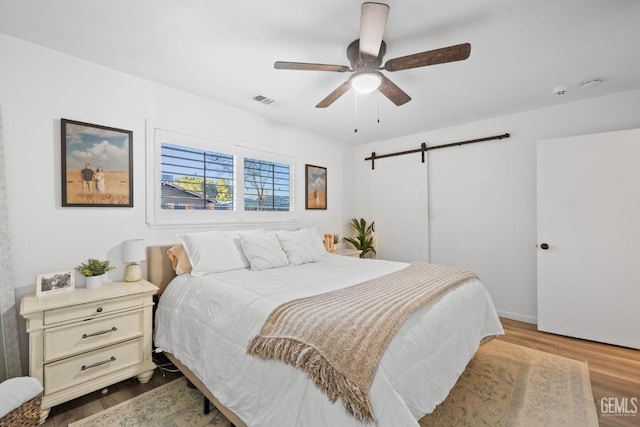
[539,243,549,250]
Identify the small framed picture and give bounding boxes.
[305,164,327,210]
[61,119,133,207]
[36,270,75,296]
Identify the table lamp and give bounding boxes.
[122,239,145,282]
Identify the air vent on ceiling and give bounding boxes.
[250,94,283,107]
[580,78,603,89]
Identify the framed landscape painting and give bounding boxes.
[61,119,133,207]
[305,164,327,210]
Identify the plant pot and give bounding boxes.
[85,274,104,289]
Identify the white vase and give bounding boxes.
[85,274,104,289]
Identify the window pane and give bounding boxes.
[161,142,234,210]
[244,157,291,211]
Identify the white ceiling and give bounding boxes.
[1,0,639,145]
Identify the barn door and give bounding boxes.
[537,129,640,349]
[371,160,429,263]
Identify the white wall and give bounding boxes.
[354,89,640,324]
[0,33,354,372]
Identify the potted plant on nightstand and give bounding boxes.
[343,217,376,259]
[75,258,116,289]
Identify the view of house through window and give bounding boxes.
[160,142,235,210]
[160,142,292,213]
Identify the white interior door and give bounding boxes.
[537,129,640,349]
[372,160,429,263]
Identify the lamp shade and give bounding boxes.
[122,239,145,263]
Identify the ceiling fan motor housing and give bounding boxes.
[348,39,386,70]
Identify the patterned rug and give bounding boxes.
[419,339,598,426]
[69,377,231,427]
[70,339,598,427]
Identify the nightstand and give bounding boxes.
[20,280,158,422]
[332,247,361,257]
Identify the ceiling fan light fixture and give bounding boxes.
[351,72,382,93]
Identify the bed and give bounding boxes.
[149,228,503,427]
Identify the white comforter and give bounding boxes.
[154,254,503,427]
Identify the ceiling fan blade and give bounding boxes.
[274,61,350,72]
[384,43,471,72]
[316,81,352,108]
[378,75,411,106]
[359,2,390,57]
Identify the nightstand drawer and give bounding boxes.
[44,338,143,395]
[44,310,144,362]
[44,296,145,325]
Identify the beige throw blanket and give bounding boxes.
[247,262,478,423]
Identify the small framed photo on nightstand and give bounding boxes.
[36,270,75,296]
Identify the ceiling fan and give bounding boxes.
[274,2,471,108]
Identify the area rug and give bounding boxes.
[68,378,232,427]
[419,339,598,427]
[71,339,598,427]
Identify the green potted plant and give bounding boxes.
[343,217,376,259]
[75,258,116,288]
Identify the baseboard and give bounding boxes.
[496,310,537,325]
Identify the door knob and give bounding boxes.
[539,243,549,250]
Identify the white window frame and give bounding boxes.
[146,122,299,229]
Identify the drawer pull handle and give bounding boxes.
[82,327,117,339]
[81,356,116,371]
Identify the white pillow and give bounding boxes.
[304,227,329,260]
[177,230,249,276]
[240,232,289,271]
[224,229,264,267]
[277,228,325,266]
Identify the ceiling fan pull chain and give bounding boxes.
[377,93,381,123]
[354,92,358,133]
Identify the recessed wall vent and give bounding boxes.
[250,94,283,107]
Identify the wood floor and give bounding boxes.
[42,318,639,426]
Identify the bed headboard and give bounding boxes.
[147,245,177,295]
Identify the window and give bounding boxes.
[161,143,234,211]
[244,157,291,211]
[147,126,297,228]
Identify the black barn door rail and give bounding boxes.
[364,133,510,170]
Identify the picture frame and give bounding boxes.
[36,270,75,296]
[305,164,327,210]
[61,119,133,207]
[323,234,335,252]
